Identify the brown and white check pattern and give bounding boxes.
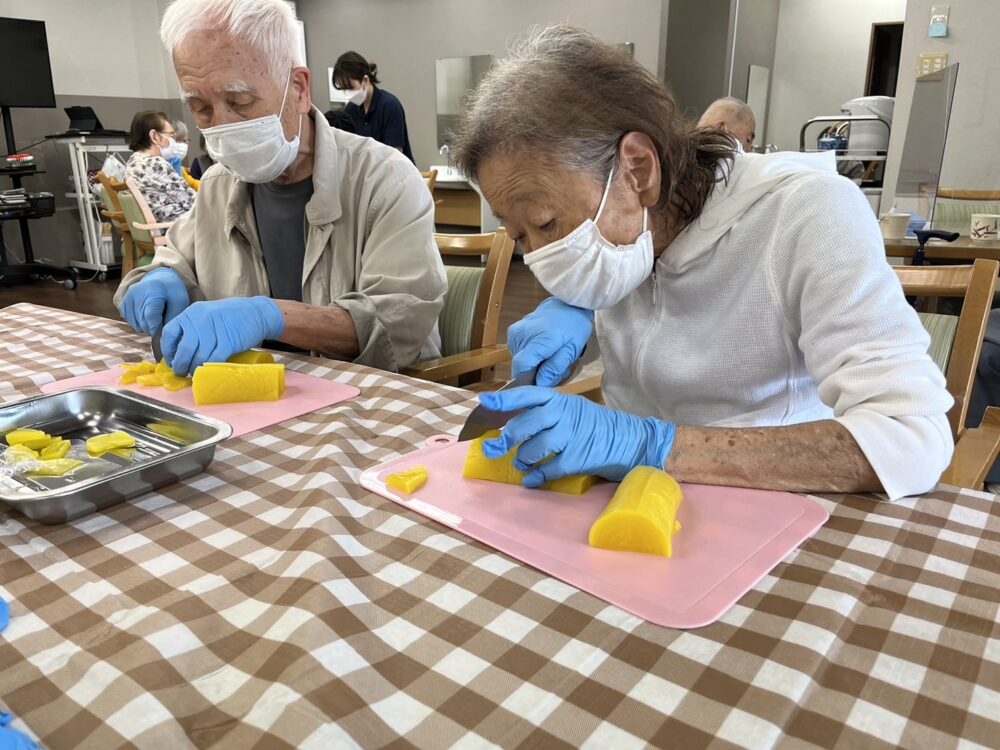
[0,303,998,749]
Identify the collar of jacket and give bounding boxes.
[224,106,343,238]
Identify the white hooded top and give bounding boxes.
[595,150,954,500]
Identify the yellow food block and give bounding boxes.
[136,373,163,387]
[462,430,599,496]
[26,458,83,477]
[40,439,71,460]
[588,466,683,558]
[5,429,53,451]
[160,373,193,392]
[87,431,137,456]
[192,363,286,405]
[120,361,156,374]
[386,466,429,494]
[228,350,275,365]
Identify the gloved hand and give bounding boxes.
[480,387,676,486]
[161,297,285,376]
[0,595,8,632]
[507,298,594,387]
[0,713,38,750]
[120,267,190,335]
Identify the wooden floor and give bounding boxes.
[0,260,549,377]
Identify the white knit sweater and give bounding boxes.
[596,151,953,500]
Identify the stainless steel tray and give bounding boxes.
[0,387,232,523]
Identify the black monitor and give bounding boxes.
[0,17,56,108]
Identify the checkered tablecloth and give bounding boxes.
[1,303,998,749]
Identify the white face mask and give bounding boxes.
[157,134,182,160]
[523,167,654,310]
[200,73,301,183]
[172,141,189,160]
[346,82,366,106]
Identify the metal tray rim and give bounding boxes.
[0,386,233,502]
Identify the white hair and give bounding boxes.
[160,0,304,85]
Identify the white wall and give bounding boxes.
[767,0,907,151]
[296,0,670,170]
[882,0,1000,206]
[0,0,175,99]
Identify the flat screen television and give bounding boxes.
[0,17,56,108]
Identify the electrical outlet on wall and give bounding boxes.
[918,52,949,76]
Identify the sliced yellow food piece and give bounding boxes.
[160,372,193,392]
[155,359,172,377]
[120,361,156,374]
[136,373,163,387]
[192,362,286,405]
[588,466,683,558]
[108,447,137,461]
[119,370,139,385]
[146,421,195,443]
[26,458,83,477]
[386,466,429,494]
[4,444,39,462]
[228,350,275,365]
[462,429,599,495]
[40,439,71,460]
[86,431,136,456]
[5,429,54,451]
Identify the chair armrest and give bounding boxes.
[132,220,174,231]
[940,406,1000,490]
[402,344,510,382]
[556,374,604,403]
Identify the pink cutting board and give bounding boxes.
[40,367,360,438]
[360,436,829,629]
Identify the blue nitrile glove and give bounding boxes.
[508,298,594,387]
[168,155,184,176]
[0,596,8,632]
[0,713,38,750]
[161,297,285,376]
[120,267,190,336]
[480,387,676,487]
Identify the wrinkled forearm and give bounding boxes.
[273,300,360,360]
[665,419,883,494]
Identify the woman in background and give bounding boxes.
[332,51,414,163]
[124,110,195,222]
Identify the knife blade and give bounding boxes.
[457,339,602,442]
[150,329,163,362]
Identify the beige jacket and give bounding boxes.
[114,108,446,371]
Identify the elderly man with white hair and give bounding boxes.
[114,0,446,374]
[698,97,756,153]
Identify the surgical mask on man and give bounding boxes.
[199,72,302,184]
[523,167,654,310]
[346,82,366,106]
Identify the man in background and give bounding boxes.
[698,97,756,152]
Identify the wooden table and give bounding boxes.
[885,235,1000,262]
[2,303,1000,748]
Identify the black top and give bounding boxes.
[345,87,414,163]
[250,177,314,302]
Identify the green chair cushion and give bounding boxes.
[932,201,1000,235]
[118,190,154,244]
[440,265,484,357]
[918,311,959,374]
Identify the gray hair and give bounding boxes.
[704,97,755,127]
[451,25,735,228]
[160,0,304,85]
[173,120,189,141]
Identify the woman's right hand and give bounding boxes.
[507,298,594,386]
[121,267,190,336]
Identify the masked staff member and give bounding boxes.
[451,26,953,500]
[114,0,446,375]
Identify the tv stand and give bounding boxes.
[0,104,78,289]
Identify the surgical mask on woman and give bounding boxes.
[157,135,184,161]
[346,82,367,106]
[524,167,654,310]
[199,72,302,184]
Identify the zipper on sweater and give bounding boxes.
[651,266,658,307]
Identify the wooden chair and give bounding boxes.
[95,172,138,274]
[402,229,515,388]
[932,188,1000,236]
[893,259,1000,490]
[119,177,174,261]
[421,169,438,193]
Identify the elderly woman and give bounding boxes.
[124,110,195,222]
[452,26,952,500]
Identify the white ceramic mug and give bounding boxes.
[879,212,911,240]
[971,214,1000,241]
